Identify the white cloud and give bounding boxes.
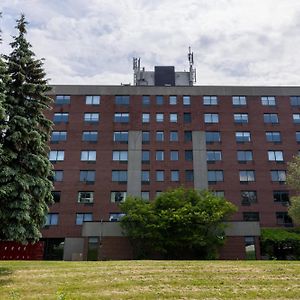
[1,0,300,85]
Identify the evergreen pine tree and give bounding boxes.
[0,13,7,152]
[0,14,53,243]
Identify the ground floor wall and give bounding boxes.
[219,236,261,260]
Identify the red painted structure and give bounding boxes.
[0,241,44,260]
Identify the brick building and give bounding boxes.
[42,61,299,260]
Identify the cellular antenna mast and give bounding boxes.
[188,46,196,86]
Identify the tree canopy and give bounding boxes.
[287,155,300,224]
[120,188,237,259]
[0,15,53,243]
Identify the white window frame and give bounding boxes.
[81,151,96,161]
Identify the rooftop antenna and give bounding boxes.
[188,46,196,86]
[133,57,141,85]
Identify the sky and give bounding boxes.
[1,0,300,86]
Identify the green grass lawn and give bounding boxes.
[1,260,300,299]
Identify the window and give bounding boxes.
[114,113,129,123]
[84,113,99,123]
[184,131,192,142]
[81,151,96,161]
[82,131,98,142]
[115,95,129,105]
[214,191,225,198]
[293,114,300,124]
[86,95,100,105]
[237,151,253,162]
[156,150,164,161]
[156,113,164,122]
[266,131,281,142]
[234,113,248,124]
[170,131,178,141]
[235,131,251,142]
[51,131,67,142]
[243,212,259,221]
[55,95,70,105]
[183,95,191,105]
[208,170,224,182]
[170,150,179,161]
[239,170,255,182]
[142,131,150,143]
[80,170,96,183]
[53,113,69,123]
[241,191,257,205]
[183,113,192,123]
[276,212,293,226]
[112,151,128,161]
[185,170,194,181]
[142,95,150,106]
[141,191,150,200]
[78,191,94,203]
[156,170,164,181]
[49,150,64,162]
[141,170,150,183]
[232,96,247,106]
[109,213,125,222]
[45,213,58,226]
[206,131,221,143]
[156,95,164,105]
[296,132,300,142]
[273,191,289,203]
[51,191,61,203]
[261,96,276,106]
[142,113,150,123]
[112,170,127,182]
[203,96,218,105]
[290,96,300,107]
[171,170,179,182]
[114,131,128,143]
[169,95,177,105]
[207,151,222,161]
[264,113,278,124]
[76,213,92,225]
[185,150,193,161]
[156,191,162,197]
[53,170,63,182]
[110,191,126,203]
[142,151,150,162]
[271,170,286,182]
[268,151,283,162]
[170,113,178,123]
[113,151,128,161]
[204,113,219,123]
[156,131,164,142]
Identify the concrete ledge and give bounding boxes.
[48,85,300,96]
[224,221,260,236]
[82,222,124,237]
[82,221,261,237]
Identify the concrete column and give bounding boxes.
[127,131,142,196]
[63,238,84,261]
[192,131,208,190]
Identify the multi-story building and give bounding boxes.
[43,58,299,260]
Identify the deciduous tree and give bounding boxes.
[0,15,53,243]
[120,188,236,259]
[287,156,300,224]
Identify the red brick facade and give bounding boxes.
[41,85,300,259]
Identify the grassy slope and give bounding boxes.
[1,260,300,299]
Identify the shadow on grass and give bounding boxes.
[0,267,13,286]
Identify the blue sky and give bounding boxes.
[1,0,300,86]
